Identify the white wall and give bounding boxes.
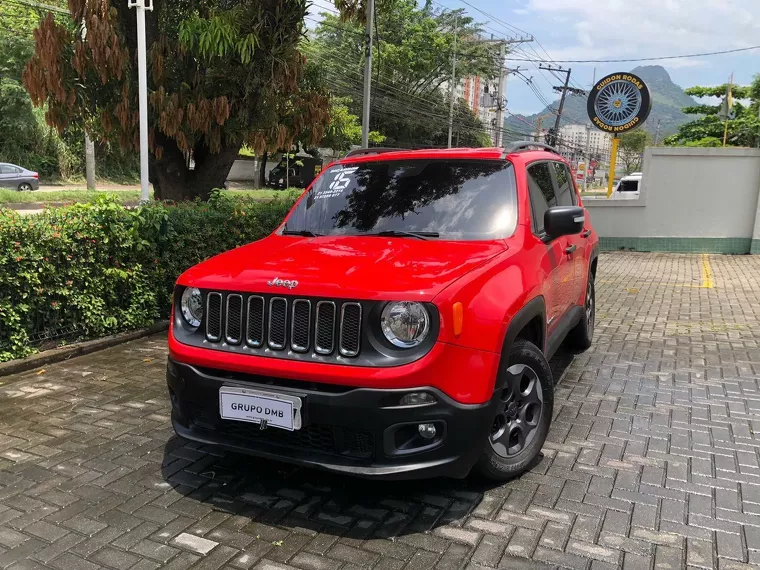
[226,159,280,182]
[585,147,760,239]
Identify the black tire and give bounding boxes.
[566,271,595,350]
[475,339,553,481]
[18,183,33,192]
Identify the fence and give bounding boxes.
[584,146,760,254]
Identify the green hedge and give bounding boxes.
[0,193,297,362]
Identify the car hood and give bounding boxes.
[179,234,505,300]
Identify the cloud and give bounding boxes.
[523,0,760,66]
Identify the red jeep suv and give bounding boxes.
[167,142,599,480]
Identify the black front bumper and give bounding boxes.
[166,358,498,480]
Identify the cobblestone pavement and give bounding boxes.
[2,252,760,570]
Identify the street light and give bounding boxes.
[128,0,153,203]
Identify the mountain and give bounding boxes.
[504,65,697,141]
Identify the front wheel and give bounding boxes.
[18,183,33,192]
[475,339,553,481]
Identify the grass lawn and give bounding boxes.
[225,188,302,200]
[0,188,147,205]
[0,187,302,206]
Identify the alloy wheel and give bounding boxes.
[490,363,543,458]
[585,280,595,336]
[19,183,32,192]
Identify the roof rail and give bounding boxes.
[343,147,407,159]
[502,141,560,157]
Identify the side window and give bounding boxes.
[552,162,576,206]
[526,163,556,234]
[0,165,11,174]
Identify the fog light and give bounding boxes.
[399,392,437,406]
[418,423,437,439]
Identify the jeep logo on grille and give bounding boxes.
[267,277,299,289]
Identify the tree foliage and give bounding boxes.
[321,97,385,153]
[0,2,137,181]
[0,6,60,178]
[618,130,651,174]
[306,0,498,148]
[664,76,760,148]
[23,0,333,200]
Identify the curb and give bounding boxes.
[0,322,169,377]
[3,201,142,211]
[4,202,70,210]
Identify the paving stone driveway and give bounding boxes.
[2,252,760,570]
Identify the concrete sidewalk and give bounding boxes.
[1,252,760,569]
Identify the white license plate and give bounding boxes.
[219,387,302,431]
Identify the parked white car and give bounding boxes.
[612,173,642,199]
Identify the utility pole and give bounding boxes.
[583,125,590,191]
[447,14,458,148]
[85,134,96,190]
[494,42,507,148]
[128,0,153,202]
[491,37,534,147]
[535,113,553,142]
[653,119,662,146]
[539,65,585,146]
[361,0,375,148]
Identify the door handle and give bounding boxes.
[565,244,577,255]
[581,230,591,238]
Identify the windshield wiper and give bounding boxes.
[281,229,323,237]
[367,230,440,240]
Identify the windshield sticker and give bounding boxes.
[315,167,358,199]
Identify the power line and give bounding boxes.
[309,0,341,15]
[439,0,532,38]
[426,0,516,45]
[4,0,67,14]
[506,44,760,63]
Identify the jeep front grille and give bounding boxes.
[203,292,362,358]
[246,296,265,347]
[315,301,336,355]
[339,303,362,357]
[206,292,222,342]
[225,294,243,345]
[268,297,287,350]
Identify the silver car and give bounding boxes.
[0,163,40,191]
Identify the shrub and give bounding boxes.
[0,192,296,362]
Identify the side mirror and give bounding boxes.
[544,206,585,240]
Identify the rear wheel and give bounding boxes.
[18,183,33,192]
[475,339,553,481]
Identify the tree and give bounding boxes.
[321,97,385,154]
[618,130,651,173]
[306,0,498,148]
[23,0,333,200]
[664,77,760,148]
[0,32,34,82]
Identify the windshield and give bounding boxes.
[283,159,518,240]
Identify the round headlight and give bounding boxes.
[180,287,203,327]
[381,302,430,348]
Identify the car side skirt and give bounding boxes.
[545,306,583,361]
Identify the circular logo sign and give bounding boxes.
[587,72,652,134]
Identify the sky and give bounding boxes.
[432,0,760,116]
